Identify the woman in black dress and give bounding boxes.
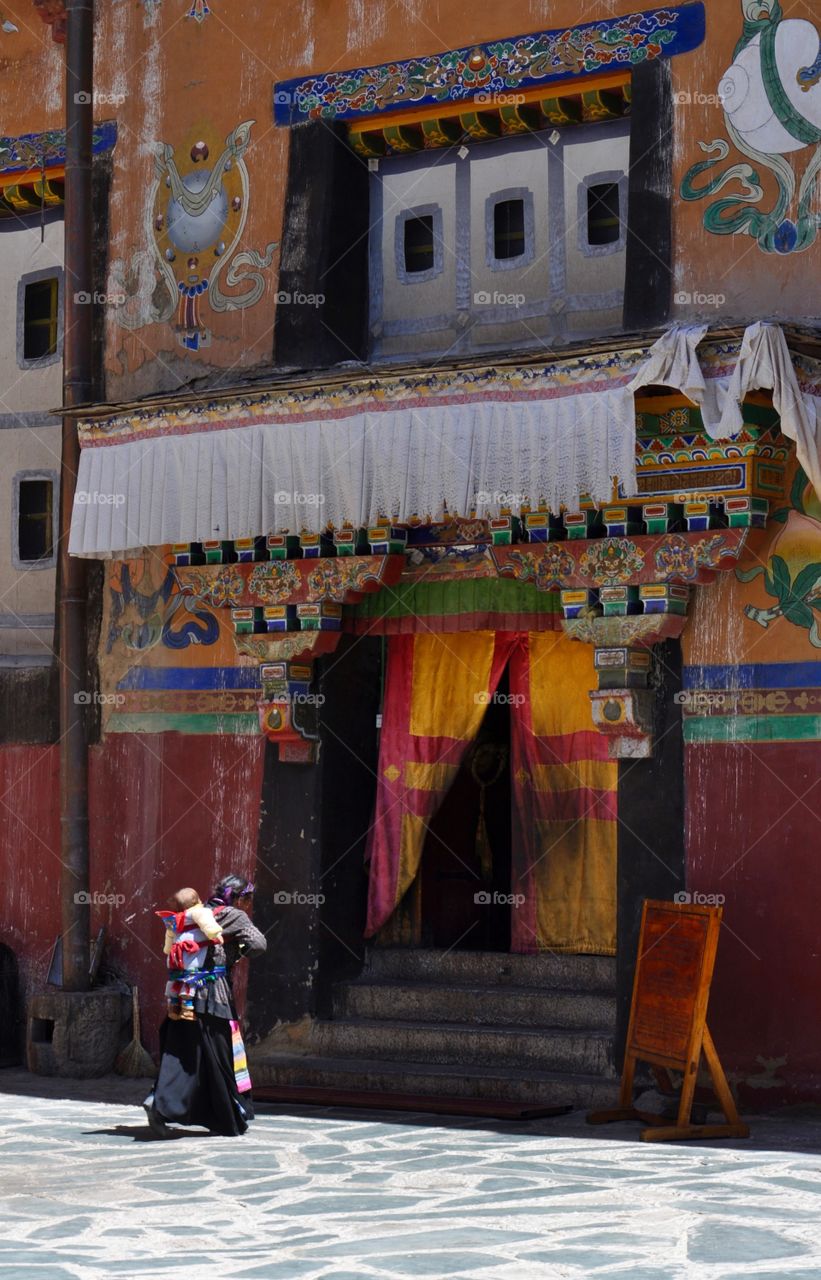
[144,873,267,1137]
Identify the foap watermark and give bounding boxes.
[674,691,733,711]
[74,290,127,306]
[474,690,526,707]
[673,90,725,107]
[674,290,726,307]
[74,691,125,707]
[476,490,526,508]
[673,890,726,906]
[474,91,526,106]
[74,90,127,107]
[474,289,525,308]
[274,489,325,507]
[272,890,326,906]
[288,692,325,707]
[74,890,126,906]
[75,491,126,507]
[275,290,325,308]
[474,890,526,907]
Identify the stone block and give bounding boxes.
[27,990,127,1078]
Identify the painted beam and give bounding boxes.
[273,4,706,126]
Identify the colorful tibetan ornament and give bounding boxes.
[114,121,277,352]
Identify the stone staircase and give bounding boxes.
[253,948,621,1110]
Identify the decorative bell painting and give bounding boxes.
[681,1,821,254]
[113,121,277,351]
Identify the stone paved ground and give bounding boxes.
[2,1072,821,1280]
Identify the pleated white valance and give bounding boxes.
[69,323,821,558]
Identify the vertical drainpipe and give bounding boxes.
[58,0,94,992]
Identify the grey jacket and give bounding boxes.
[191,905,267,1020]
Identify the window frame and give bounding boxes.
[12,469,59,572]
[485,187,536,271]
[394,204,444,285]
[16,267,64,370]
[577,171,628,258]
[369,121,631,358]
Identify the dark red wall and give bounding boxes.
[686,741,821,1105]
[0,735,265,1056]
[3,731,821,1094]
[0,745,62,1004]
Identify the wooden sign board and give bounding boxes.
[588,900,749,1142]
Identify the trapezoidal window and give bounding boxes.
[493,198,526,260]
[23,277,59,360]
[17,479,54,563]
[586,182,621,246]
[403,214,435,274]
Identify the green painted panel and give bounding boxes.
[683,714,821,744]
[105,713,260,735]
[351,576,559,620]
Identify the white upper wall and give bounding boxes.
[0,216,64,417]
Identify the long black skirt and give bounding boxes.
[150,1014,254,1136]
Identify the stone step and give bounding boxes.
[251,1052,620,1110]
[364,947,617,993]
[311,1018,617,1077]
[334,980,616,1032]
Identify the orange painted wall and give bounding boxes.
[3,0,819,399]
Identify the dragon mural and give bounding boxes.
[107,562,220,654]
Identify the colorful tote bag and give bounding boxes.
[230,1020,252,1093]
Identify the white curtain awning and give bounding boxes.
[69,364,641,558]
[69,324,821,558]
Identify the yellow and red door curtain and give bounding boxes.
[365,629,618,954]
[365,632,517,937]
[508,633,618,955]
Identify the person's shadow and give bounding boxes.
[85,1124,213,1141]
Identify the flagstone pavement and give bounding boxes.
[2,1071,821,1280]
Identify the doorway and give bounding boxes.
[420,670,513,950]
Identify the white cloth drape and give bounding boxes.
[631,322,821,497]
[69,323,821,558]
[69,389,637,558]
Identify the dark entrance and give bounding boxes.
[0,944,22,1067]
[420,671,513,950]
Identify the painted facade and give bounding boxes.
[0,0,820,1108]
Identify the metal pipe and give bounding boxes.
[59,0,94,992]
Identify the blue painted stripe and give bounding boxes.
[683,662,821,690]
[0,120,117,176]
[273,3,706,126]
[116,667,261,691]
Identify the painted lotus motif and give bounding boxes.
[578,539,645,585]
[248,561,300,604]
[738,511,821,645]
